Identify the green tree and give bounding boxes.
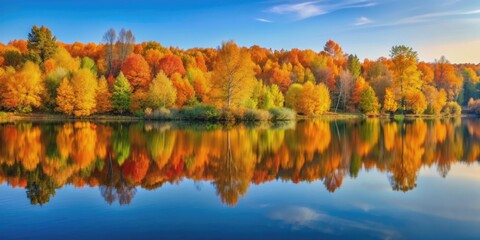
[27,25,58,63]
[347,54,361,79]
[81,57,98,75]
[359,86,380,114]
[3,50,25,69]
[462,67,479,105]
[112,72,131,113]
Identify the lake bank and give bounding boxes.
[1,111,478,123]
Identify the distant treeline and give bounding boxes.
[0,25,479,118]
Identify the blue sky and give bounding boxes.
[1,0,480,63]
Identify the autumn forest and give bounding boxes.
[1,25,480,119]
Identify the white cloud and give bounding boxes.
[354,16,373,26]
[269,1,325,20]
[268,0,377,20]
[255,18,273,23]
[269,206,321,225]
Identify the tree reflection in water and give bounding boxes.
[0,118,479,206]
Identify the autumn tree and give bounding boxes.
[462,67,480,104]
[27,25,57,63]
[144,49,163,77]
[311,54,338,90]
[121,54,151,92]
[336,70,354,112]
[285,83,303,109]
[268,64,291,93]
[71,69,98,116]
[186,67,209,103]
[324,40,345,67]
[424,85,447,114]
[96,76,113,113]
[363,58,393,105]
[351,76,368,110]
[359,86,380,114]
[81,57,97,75]
[158,55,186,77]
[112,72,131,113]
[130,89,148,112]
[55,78,75,115]
[405,89,427,114]
[171,73,195,107]
[434,56,463,101]
[417,62,434,85]
[390,45,422,114]
[256,84,284,110]
[2,50,24,69]
[295,82,331,115]
[383,88,398,113]
[44,67,69,110]
[147,71,177,109]
[347,54,361,79]
[2,61,44,112]
[210,41,255,109]
[53,47,80,72]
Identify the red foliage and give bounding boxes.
[158,55,186,77]
[121,54,151,91]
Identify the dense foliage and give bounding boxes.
[1,25,479,117]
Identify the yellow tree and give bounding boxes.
[405,89,427,114]
[390,45,422,113]
[53,47,80,72]
[147,71,177,109]
[383,88,398,113]
[55,78,75,115]
[71,69,98,116]
[285,83,303,109]
[423,85,447,114]
[96,76,113,113]
[210,41,255,109]
[2,61,44,112]
[295,82,331,115]
[186,67,210,103]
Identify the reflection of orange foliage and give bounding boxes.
[71,122,97,169]
[354,119,379,156]
[434,121,447,143]
[6,177,27,188]
[383,122,398,151]
[16,125,43,171]
[0,118,478,206]
[296,121,331,161]
[389,120,426,191]
[123,149,150,183]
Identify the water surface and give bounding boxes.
[0,119,479,239]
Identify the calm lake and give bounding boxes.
[0,118,479,239]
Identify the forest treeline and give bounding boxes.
[1,25,480,118]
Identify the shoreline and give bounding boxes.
[1,112,478,123]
